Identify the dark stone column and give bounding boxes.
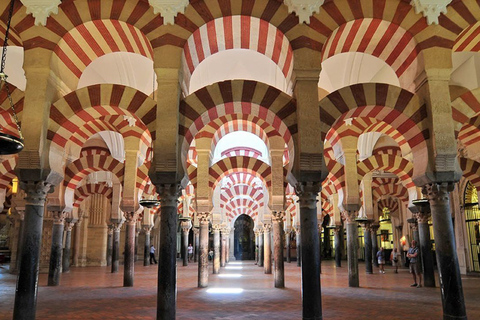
[221,227,227,267]
[334,224,343,267]
[345,211,359,287]
[143,226,152,267]
[106,224,113,267]
[124,216,137,287]
[13,180,52,320]
[371,225,379,268]
[263,224,272,274]
[48,212,65,286]
[296,182,322,320]
[198,212,210,287]
[193,227,199,262]
[285,229,292,263]
[62,221,75,273]
[272,211,285,288]
[324,227,331,259]
[226,228,231,263]
[255,230,260,264]
[134,229,139,262]
[416,212,435,287]
[318,224,322,274]
[296,226,301,267]
[258,229,264,267]
[157,184,180,319]
[111,222,122,273]
[363,224,373,274]
[424,183,466,320]
[180,219,191,267]
[213,224,221,274]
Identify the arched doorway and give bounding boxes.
[234,215,255,260]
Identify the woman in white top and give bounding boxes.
[391,247,401,273]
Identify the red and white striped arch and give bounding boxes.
[225,198,259,215]
[0,85,24,134]
[321,18,420,90]
[377,197,399,213]
[208,156,272,190]
[0,170,16,190]
[227,207,256,222]
[460,157,480,189]
[182,15,293,93]
[73,183,113,208]
[220,184,265,209]
[453,21,480,52]
[372,178,408,203]
[452,89,480,145]
[357,154,414,189]
[372,146,402,157]
[51,19,154,92]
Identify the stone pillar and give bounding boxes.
[221,227,228,267]
[254,230,260,264]
[48,211,65,286]
[198,212,210,287]
[296,182,322,320]
[416,212,435,287]
[285,228,292,263]
[318,223,323,274]
[296,225,301,267]
[180,219,192,267]
[143,226,152,267]
[134,228,140,262]
[62,221,75,273]
[363,224,373,274]
[258,228,264,267]
[193,227,199,263]
[228,227,234,262]
[157,184,180,319]
[273,211,285,288]
[9,210,24,274]
[73,220,82,267]
[213,224,221,274]
[344,210,359,287]
[13,181,52,320]
[106,224,113,267]
[111,222,122,273]
[334,224,343,267]
[323,226,331,259]
[263,224,272,274]
[424,183,466,319]
[123,214,137,287]
[371,225,379,268]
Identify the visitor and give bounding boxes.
[391,247,401,273]
[188,243,193,261]
[376,247,385,273]
[150,245,157,265]
[407,240,422,288]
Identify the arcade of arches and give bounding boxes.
[2,0,480,319]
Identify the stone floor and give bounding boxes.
[1,259,480,319]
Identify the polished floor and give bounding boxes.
[1,259,480,319]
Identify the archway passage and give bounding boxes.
[234,214,255,260]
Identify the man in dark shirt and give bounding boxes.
[407,240,422,288]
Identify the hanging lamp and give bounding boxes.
[139,198,160,208]
[0,0,24,155]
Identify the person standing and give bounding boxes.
[391,247,401,273]
[376,247,385,273]
[188,243,193,262]
[407,240,422,287]
[150,244,157,264]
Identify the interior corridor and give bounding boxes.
[2,260,480,319]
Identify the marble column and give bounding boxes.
[285,228,292,263]
[416,211,435,287]
[48,211,65,286]
[63,221,75,273]
[324,227,331,259]
[227,227,233,262]
[371,225,379,268]
[318,223,323,274]
[193,227,199,263]
[213,224,221,274]
[111,222,122,273]
[157,184,180,319]
[334,224,343,267]
[344,211,359,287]
[13,181,52,320]
[143,226,152,267]
[258,228,264,267]
[424,183,466,319]
[273,211,285,288]
[221,227,227,267]
[297,182,322,320]
[254,230,260,264]
[8,210,24,274]
[296,225,301,267]
[180,219,192,267]
[363,223,373,274]
[124,214,137,287]
[263,224,272,274]
[106,224,113,267]
[198,212,210,287]
[134,228,139,262]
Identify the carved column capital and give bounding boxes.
[263,224,272,233]
[156,183,182,207]
[333,225,343,235]
[112,222,123,232]
[212,224,222,232]
[415,212,431,224]
[342,210,358,224]
[65,222,75,232]
[142,225,153,235]
[52,211,66,225]
[272,211,285,223]
[180,219,192,233]
[193,227,200,235]
[197,212,210,225]
[107,224,114,235]
[295,181,321,209]
[21,180,53,207]
[422,182,454,202]
[124,211,139,225]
